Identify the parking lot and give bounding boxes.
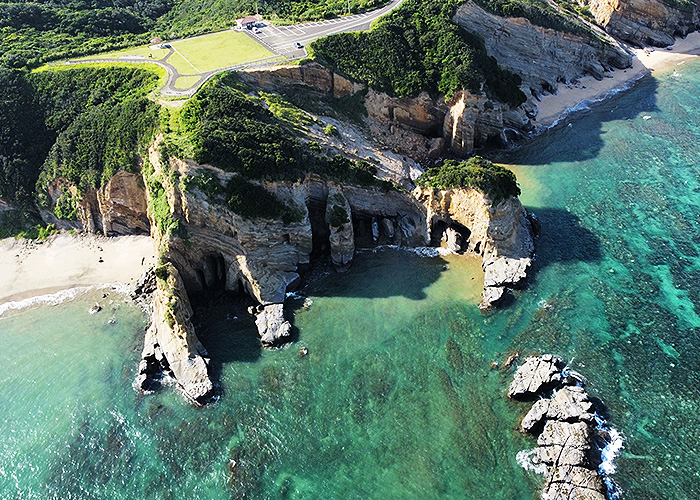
[245,0,402,57]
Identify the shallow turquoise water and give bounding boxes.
[2,60,700,499]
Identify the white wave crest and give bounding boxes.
[0,283,132,317]
[516,448,548,475]
[547,75,646,130]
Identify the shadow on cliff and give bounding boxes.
[504,75,660,165]
[527,207,603,273]
[298,249,448,301]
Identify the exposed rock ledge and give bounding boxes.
[508,355,622,500]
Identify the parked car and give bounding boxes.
[255,22,266,27]
[253,27,261,34]
[295,42,303,49]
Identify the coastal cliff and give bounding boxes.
[453,1,632,96]
[135,263,215,405]
[587,0,700,46]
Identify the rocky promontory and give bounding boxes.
[415,182,535,309]
[508,355,622,500]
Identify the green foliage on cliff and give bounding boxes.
[328,204,350,228]
[0,66,161,209]
[309,0,526,105]
[0,0,389,69]
[0,68,52,204]
[226,178,305,224]
[416,156,521,204]
[175,76,386,187]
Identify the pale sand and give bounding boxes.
[0,233,156,304]
[536,32,700,127]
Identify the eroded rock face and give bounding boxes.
[58,171,150,236]
[365,88,533,160]
[135,263,214,405]
[97,171,150,236]
[588,0,700,47]
[240,61,365,98]
[415,185,535,308]
[326,187,355,269]
[453,1,632,96]
[255,303,292,346]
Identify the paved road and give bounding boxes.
[67,0,403,97]
[248,0,403,58]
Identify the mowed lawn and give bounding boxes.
[170,30,274,73]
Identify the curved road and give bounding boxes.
[67,0,403,98]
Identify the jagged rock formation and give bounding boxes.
[326,186,354,269]
[508,355,621,500]
[145,137,431,348]
[453,1,632,97]
[508,354,565,399]
[135,263,215,406]
[364,87,534,160]
[415,185,535,309]
[587,0,700,47]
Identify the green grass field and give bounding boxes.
[174,75,203,90]
[170,30,274,73]
[34,62,168,91]
[75,45,170,61]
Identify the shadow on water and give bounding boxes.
[191,291,263,384]
[301,250,448,300]
[503,75,659,165]
[528,207,603,272]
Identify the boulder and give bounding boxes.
[521,385,595,432]
[507,354,564,400]
[255,303,292,346]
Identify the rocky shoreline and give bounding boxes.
[508,355,622,500]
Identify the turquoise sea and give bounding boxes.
[2,60,700,499]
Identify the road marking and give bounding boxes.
[171,45,200,73]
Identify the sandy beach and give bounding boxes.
[0,233,156,305]
[536,31,700,127]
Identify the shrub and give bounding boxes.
[416,156,520,204]
[328,204,350,228]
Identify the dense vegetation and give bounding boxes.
[0,0,389,69]
[310,0,526,105]
[0,66,160,220]
[172,74,385,188]
[416,156,520,204]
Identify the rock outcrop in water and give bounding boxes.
[508,355,621,500]
[415,185,535,309]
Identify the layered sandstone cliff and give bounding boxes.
[453,1,632,96]
[587,0,700,46]
[135,263,215,405]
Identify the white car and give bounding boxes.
[253,28,261,34]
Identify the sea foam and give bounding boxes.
[0,283,131,317]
